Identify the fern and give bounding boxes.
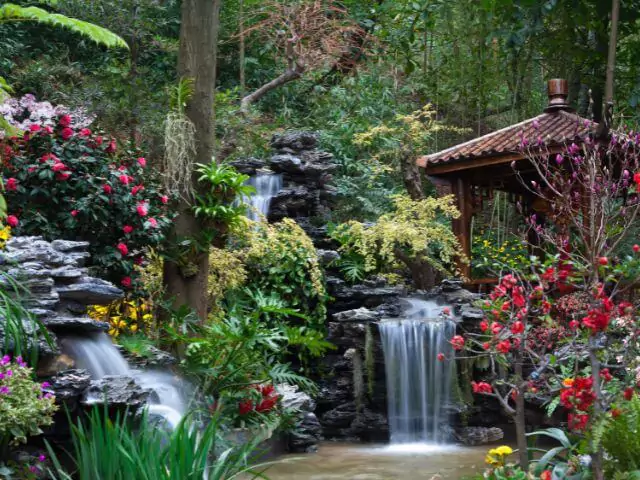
[0,4,128,49]
[268,363,316,394]
[602,396,640,475]
[545,396,561,417]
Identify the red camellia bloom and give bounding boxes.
[624,387,635,401]
[491,322,502,335]
[582,308,610,333]
[58,114,72,127]
[136,203,148,217]
[119,174,130,185]
[79,128,92,137]
[510,321,524,334]
[160,195,168,205]
[61,127,73,141]
[56,172,71,181]
[117,243,128,256]
[451,335,465,351]
[148,217,158,228]
[131,184,144,195]
[437,353,445,361]
[52,162,67,172]
[479,320,489,332]
[600,368,613,382]
[103,184,112,194]
[568,412,589,431]
[496,339,511,354]
[29,124,41,132]
[634,244,640,253]
[40,153,59,163]
[482,342,490,350]
[598,256,608,266]
[71,210,78,217]
[5,178,17,192]
[471,381,492,394]
[123,225,134,234]
[121,276,132,288]
[105,139,117,153]
[137,157,146,167]
[6,215,18,227]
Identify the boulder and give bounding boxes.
[348,408,389,442]
[278,384,316,412]
[56,278,123,305]
[42,315,109,333]
[332,307,380,323]
[453,426,504,446]
[228,157,267,175]
[316,249,340,267]
[271,131,318,152]
[49,368,91,403]
[82,375,150,409]
[289,413,322,453]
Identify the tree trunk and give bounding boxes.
[239,0,245,96]
[241,65,303,111]
[514,350,529,469]
[163,0,221,321]
[402,152,425,201]
[598,0,619,137]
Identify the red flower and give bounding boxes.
[95,136,103,146]
[496,339,511,354]
[41,153,59,163]
[120,276,132,288]
[105,139,117,153]
[479,320,489,332]
[160,195,169,205]
[568,320,580,330]
[624,387,635,401]
[131,184,144,195]
[103,184,112,194]
[442,307,450,316]
[512,287,526,308]
[611,408,622,418]
[136,203,148,217]
[437,353,445,361]
[600,368,613,383]
[256,396,278,413]
[634,244,640,253]
[61,127,73,140]
[123,225,134,234]
[119,175,130,185]
[56,172,71,181]
[5,178,17,192]
[148,217,158,228]
[52,162,67,172]
[71,210,79,217]
[44,125,54,134]
[117,243,129,256]
[79,128,92,136]
[540,470,552,480]
[491,322,502,335]
[582,309,610,333]
[482,342,491,350]
[598,257,608,266]
[471,381,492,394]
[238,400,253,415]
[510,321,524,335]
[29,124,41,132]
[568,412,589,431]
[58,114,72,127]
[451,335,465,351]
[6,215,18,227]
[137,157,146,167]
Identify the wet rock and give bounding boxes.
[120,345,176,368]
[270,153,304,173]
[57,279,123,305]
[271,131,318,151]
[317,249,340,267]
[50,369,91,403]
[320,402,357,437]
[441,287,479,305]
[349,409,389,442]
[289,413,322,453]
[51,240,91,253]
[441,279,464,292]
[453,426,504,446]
[333,308,380,323]
[278,384,316,412]
[228,157,267,175]
[460,305,484,324]
[0,315,59,356]
[42,315,109,333]
[82,375,150,409]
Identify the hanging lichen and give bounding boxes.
[364,324,375,399]
[351,348,365,414]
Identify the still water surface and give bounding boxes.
[262,442,487,479]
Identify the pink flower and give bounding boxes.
[58,114,72,127]
[598,257,608,266]
[27,167,36,173]
[123,225,134,234]
[41,153,59,163]
[61,127,73,140]
[29,124,41,132]
[71,210,79,217]
[119,174,130,185]
[137,157,146,167]
[118,165,127,172]
[6,215,18,227]
[510,321,524,334]
[117,243,128,256]
[52,162,67,172]
[103,184,112,194]
[121,276,132,288]
[148,217,158,228]
[437,353,445,362]
[44,125,54,134]
[634,244,639,253]
[105,139,117,153]
[160,195,168,205]
[79,128,92,136]
[451,335,465,351]
[136,203,148,217]
[56,172,71,181]
[5,178,17,191]
[131,184,144,195]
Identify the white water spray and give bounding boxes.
[246,173,282,221]
[379,298,455,445]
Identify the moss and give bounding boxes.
[364,324,375,399]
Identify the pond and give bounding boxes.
[261,442,489,479]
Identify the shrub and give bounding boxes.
[0,355,57,446]
[0,111,173,287]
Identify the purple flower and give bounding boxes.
[555,154,563,165]
[0,386,10,395]
[1,354,10,365]
[6,369,12,377]
[532,119,540,129]
[38,454,46,462]
[44,393,53,399]
[41,381,51,390]
[568,143,580,155]
[0,373,4,380]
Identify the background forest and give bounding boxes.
[3,0,640,221]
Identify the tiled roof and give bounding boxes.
[418,109,596,169]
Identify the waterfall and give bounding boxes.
[61,333,186,428]
[246,173,282,221]
[379,298,455,445]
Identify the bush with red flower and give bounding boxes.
[0,113,173,288]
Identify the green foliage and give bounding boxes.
[602,396,640,476]
[234,218,328,330]
[1,120,173,287]
[331,194,465,279]
[527,428,588,479]
[0,357,58,446]
[472,230,529,278]
[0,4,128,49]
[46,408,270,479]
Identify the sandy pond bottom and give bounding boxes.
[260,442,488,480]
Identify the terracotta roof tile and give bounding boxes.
[418,110,596,169]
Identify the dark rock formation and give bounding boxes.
[82,375,150,409]
[278,384,322,453]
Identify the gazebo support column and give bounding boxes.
[452,177,472,279]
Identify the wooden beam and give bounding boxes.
[452,177,472,280]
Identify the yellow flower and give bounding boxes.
[494,446,513,456]
[563,378,574,387]
[129,324,138,333]
[485,454,500,466]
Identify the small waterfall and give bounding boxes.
[379,298,455,445]
[61,333,186,427]
[246,173,282,221]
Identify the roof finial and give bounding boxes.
[545,79,570,112]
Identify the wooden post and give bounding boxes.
[452,177,472,279]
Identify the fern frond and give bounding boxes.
[0,4,128,49]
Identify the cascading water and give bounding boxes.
[246,172,282,222]
[379,298,455,445]
[61,333,187,428]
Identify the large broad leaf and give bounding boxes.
[0,4,128,49]
[527,428,572,448]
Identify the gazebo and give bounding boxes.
[417,79,596,284]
